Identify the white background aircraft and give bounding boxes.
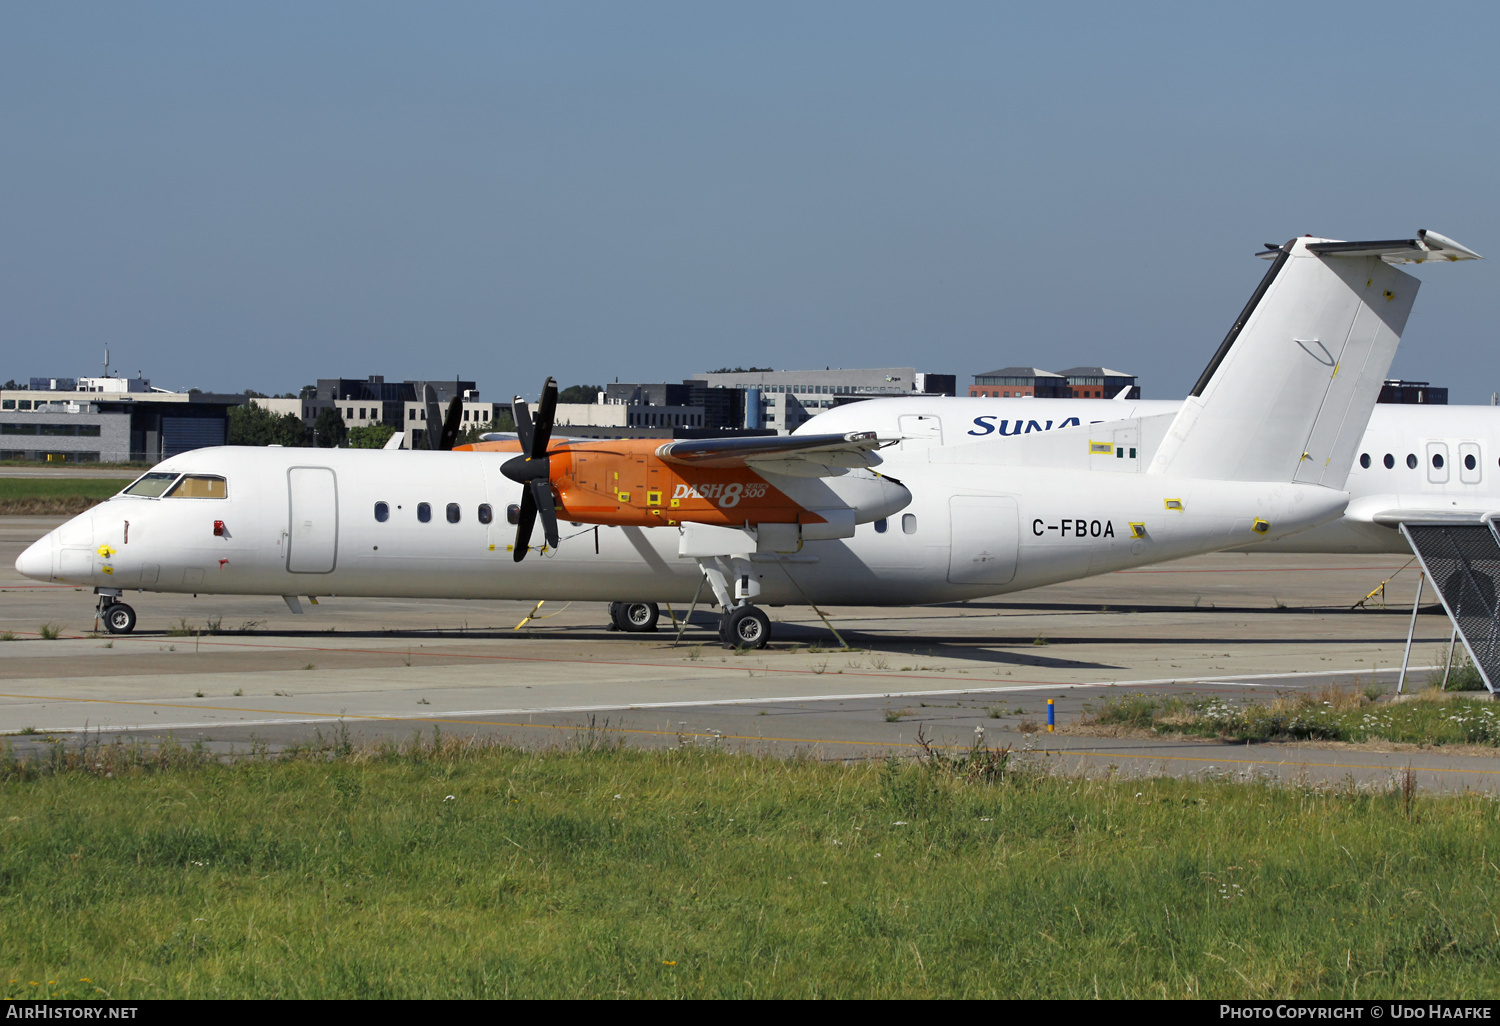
[808,398,1500,554]
[14,231,1481,646]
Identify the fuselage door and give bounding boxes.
[899,415,943,451]
[287,467,338,573]
[1426,441,1450,485]
[1459,442,1482,485]
[947,495,1019,586]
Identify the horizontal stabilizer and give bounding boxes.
[656,432,894,475]
[1262,229,1482,264]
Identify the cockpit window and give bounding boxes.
[165,475,228,499]
[122,473,180,497]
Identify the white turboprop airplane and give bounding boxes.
[13,231,1481,647]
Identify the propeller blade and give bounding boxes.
[512,486,538,562]
[530,478,561,548]
[506,377,562,559]
[423,384,442,451]
[512,395,534,455]
[438,396,463,451]
[531,377,558,459]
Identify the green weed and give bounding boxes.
[1083,684,1500,746]
[1434,648,1488,692]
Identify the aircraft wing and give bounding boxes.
[655,431,895,475]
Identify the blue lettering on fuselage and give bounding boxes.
[968,415,1081,436]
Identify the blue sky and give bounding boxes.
[2,2,1495,400]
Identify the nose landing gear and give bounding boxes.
[103,602,137,634]
[95,590,137,635]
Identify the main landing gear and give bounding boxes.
[719,605,770,649]
[695,557,772,650]
[608,601,660,633]
[96,589,137,635]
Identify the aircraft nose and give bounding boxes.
[15,534,55,582]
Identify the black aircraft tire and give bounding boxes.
[724,606,771,650]
[618,601,659,633]
[103,603,137,635]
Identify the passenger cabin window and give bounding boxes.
[1406,454,1418,469]
[122,472,179,497]
[417,502,432,523]
[873,518,888,533]
[164,475,227,499]
[507,503,521,526]
[446,502,461,524]
[478,504,493,525]
[374,502,389,522]
[902,513,917,535]
[1359,453,1370,469]
[1384,454,1394,469]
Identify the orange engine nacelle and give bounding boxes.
[457,437,827,528]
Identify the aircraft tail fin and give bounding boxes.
[1148,231,1480,487]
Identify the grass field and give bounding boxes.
[0,478,125,515]
[2,731,1499,999]
[1081,682,1500,747]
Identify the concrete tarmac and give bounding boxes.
[3,514,1493,790]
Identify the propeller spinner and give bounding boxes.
[501,377,561,561]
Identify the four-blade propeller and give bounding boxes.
[501,377,561,561]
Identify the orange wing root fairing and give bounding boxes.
[457,437,821,528]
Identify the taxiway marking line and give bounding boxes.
[0,665,1443,736]
[1114,566,1409,575]
[1,620,1448,690]
[6,707,1496,777]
